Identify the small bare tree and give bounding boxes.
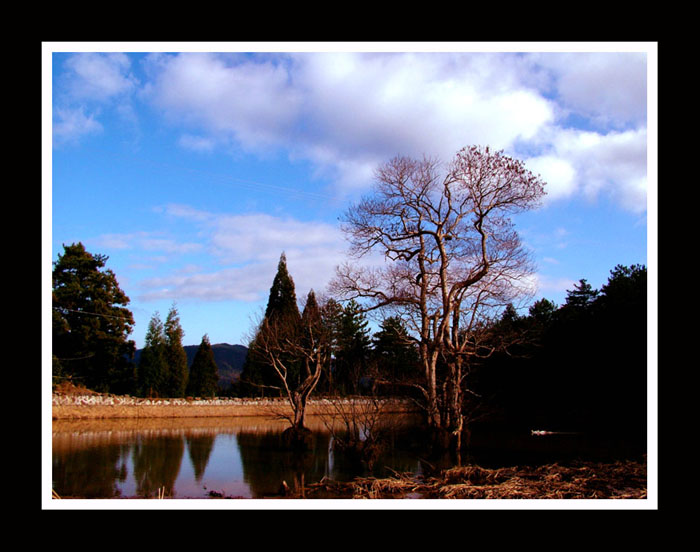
[252,290,330,444]
[317,395,396,470]
[331,146,546,452]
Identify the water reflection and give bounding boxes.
[51,415,423,499]
[132,433,184,498]
[52,415,643,499]
[186,434,216,483]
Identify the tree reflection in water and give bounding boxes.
[185,433,216,483]
[52,440,129,499]
[51,416,423,499]
[132,433,185,498]
[236,429,331,497]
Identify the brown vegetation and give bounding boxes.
[299,460,647,500]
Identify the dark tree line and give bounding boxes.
[52,243,218,398]
[53,246,648,451]
[137,309,219,398]
[473,264,648,447]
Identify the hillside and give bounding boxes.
[134,343,248,389]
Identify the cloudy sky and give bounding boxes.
[45,42,656,348]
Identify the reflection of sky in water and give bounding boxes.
[110,433,249,499]
[54,413,630,499]
[53,418,411,499]
[193,435,248,498]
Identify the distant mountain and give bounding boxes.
[134,343,248,389]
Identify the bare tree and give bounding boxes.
[317,395,393,470]
[330,146,546,452]
[252,290,331,445]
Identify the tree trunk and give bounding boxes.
[283,391,313,449]
[292,390,307,430]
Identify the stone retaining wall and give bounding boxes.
[51,396,416,420]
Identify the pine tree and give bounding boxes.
[187,335,220,398]
[334,299,371,395]
[240,253,302,396]
[372,316,420,394]
[528,298,558,325]
[564,279,599,311]
[265,253,301,324]
[138,312,167,397]
[318,298,344,393]
[52,242,136,393]
[164,304,188,397]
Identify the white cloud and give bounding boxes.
[94,231,203,255]
[56,50,649,212]
[143,52,556,195]
[63,53,138,102]
[136,205,348,303]
[529,52,647,129]
[139,266,267,302]
[53,107,102,145]
[178,134,217,152]
[527,127,647,213]
[53,53,139,145]
[143,52,302,153]
[556,127,647,212]
[534,274,577,298]
[525,155,577,202]
[210,213,343,263]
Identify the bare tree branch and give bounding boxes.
[330,146,546,452]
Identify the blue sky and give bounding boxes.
[44,42,656,349]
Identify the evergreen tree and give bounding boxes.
[590,264,647,441]
[334,300,372,395]
[318,298,344,393]
[371,316,420,395]
[300,289,322,350]
[528,298,558,326]
[52,242,136,393]
[240,253,301,396]
[187,335,220,398]
[138,312,167,397]
[164,304,188,397]
[265,252,301,325]
[563,279,599,311]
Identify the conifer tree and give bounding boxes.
[240,253,302,396]
[138,312,167,397]
[164,304,188,397]
[265,252,301,324]
[252,288,330,438]
[318,298,344,393]
[372,316,420,394]
[563,279,599,311]
[52,242,136,393]
[334,299,371,395]
[187,335,220,398]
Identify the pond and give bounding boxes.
[51,414,645,500]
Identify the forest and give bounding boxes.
[52,147,649,455]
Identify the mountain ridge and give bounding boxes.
[134,342,248,389]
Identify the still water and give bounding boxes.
[52,415,643,499]
[52,415,426,499]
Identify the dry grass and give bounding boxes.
[303,460,647,500]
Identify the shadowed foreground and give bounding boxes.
[52,459,646,500]
[278,460,647,499]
